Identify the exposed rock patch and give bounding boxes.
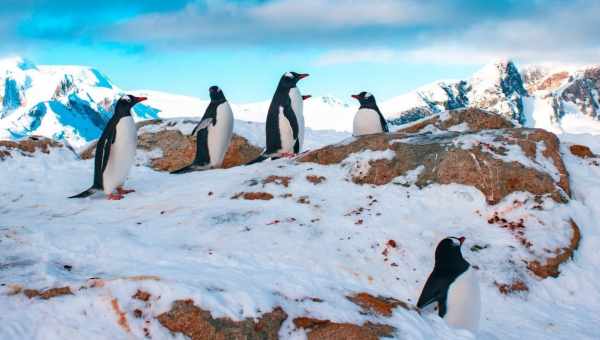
[306,175,326,185]
[527,220,581,278]
[263,175,292,187]
[397,108,515,134]
[81,119,262,171]
[347,293,416,317]
[570,144,596,159]
[231,192,274,200]
[0,136,65,160]
[157,299,286,340]
[23,286,73,300]
[293,317,395,340]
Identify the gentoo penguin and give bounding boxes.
[417,236,481,332]
[69,95,147,200]
[247,72,308,164]
[171,86,234,174]
[351,91,389,136]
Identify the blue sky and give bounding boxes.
[1,0,597,102]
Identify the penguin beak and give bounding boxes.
[351,94,360,100]
[302,95,312,100]
[134,96,148,103]
[458,237,466,245]
[297,73,309,80]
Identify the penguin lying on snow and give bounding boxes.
[247,72,309,164]
[351,91,389,136]
[69,95,147,200]
[417,236,481,333]
[171,86,234,174]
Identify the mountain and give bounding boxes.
[2,56,600,150]
[385,60,600,134]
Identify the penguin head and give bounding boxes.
[279,72,309,88]
[434,236,468,268]
[351,91,377,107]
[209,86,226,102]
[115,94,147,115]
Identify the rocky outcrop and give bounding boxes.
[81,119,263,171]
[397,107,515,134]
[293,318,395,340]
[157,300,286,340]
[300,109,570,205]
[347,293,416,317]
[0,136,66,160]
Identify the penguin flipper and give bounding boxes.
[191,118,215,136]
[170,163,211,174]
[68,187,98,199]
[417,273,450,315]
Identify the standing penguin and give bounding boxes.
[171,86,234,174]
[69,95,147,200]
[351,91,389,136]
[248,72,308,164]
[417,236,481,333]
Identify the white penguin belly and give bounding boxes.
[444,267,481,333]
[208,102,234,167]
[353,108,384,136]
[103,116,137,194]
[278,106,295,154]
[289,87,304,152]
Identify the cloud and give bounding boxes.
[314,49,400,66]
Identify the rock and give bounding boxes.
[347,293,416,317]
[81,119,263,171]
[293,317,395,340]
[300,112,570,205]
[263,175,292,187]
[570,144,595,159]
[231,192,274,200]
[132,289,151,302]
[527,220,581,278]
[306,175,326,185]
[157,299,286,340]
[23,286,73,300]
[495,280,529,295]
[0,136,65,160]
[397,107,515,134]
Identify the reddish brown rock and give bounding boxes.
[306,175,326,185]
[82,119,262,171]
[231,192,274,200]
[495,280,529,295]
[263,175,292,187]
[534,71,570,92]
[0,136,65,160]
[527,220,581,278]
[23,286,73,300]
[570,144,595,159]
[397,108,515,134]
[157,299,286,340]
[293,317,395,340]
[132,289,151,302]
[347,293,416,317]
[300,126,570,205]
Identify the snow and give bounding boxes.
[3,56,600,339]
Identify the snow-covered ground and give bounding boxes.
[2,115,600,339]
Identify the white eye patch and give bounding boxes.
[284,72,293,78]
[364,92,372,98]
[450,238,461,246]
[122,95,131,102]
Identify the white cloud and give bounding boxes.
[314,49,401,66]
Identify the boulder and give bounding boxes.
[0,136,67,160]
[300,109,570,205]
[80,119,263,171]
[293,317,395,340]
[157,299,286,340]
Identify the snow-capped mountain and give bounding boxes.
[2,56,600,149]
[386,60,600,133]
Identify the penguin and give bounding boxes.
[417,236,481,333]
[69,95,147,200]
[247,72,309,164]
[351,91,389,136]
[171,86,234,174]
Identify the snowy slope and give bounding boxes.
[2,118,600,339]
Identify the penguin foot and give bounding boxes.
[117,187,135,195]
[279,152,296,158]
[107,193,124,200]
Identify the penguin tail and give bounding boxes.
[68,187,98,199]
[170,163,211,174]
[245,154,269,165]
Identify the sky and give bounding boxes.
[1,0,598,102]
